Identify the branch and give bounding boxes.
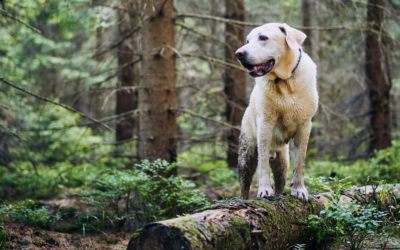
[109,25,142,50]
[319,102,350,122]
[180,53,246,72]
[176,23,235,49]
[0,9,41,34]
[0,77,114,131]
[176,108,241,131]
[0,103,10,110]
[0,124,26,141]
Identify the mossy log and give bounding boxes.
[127,185,400,250]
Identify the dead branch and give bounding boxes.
[319,102,350,122]
[0,103,9,110]
[180,53,246,72]
[0,9,41,33]
[0,123,26,141]
[177,23,235,49]
[176,108,241,131]
[176,13,354,30]
[0,77,114,131]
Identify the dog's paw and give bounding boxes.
[291,186,309,201]
[257,185,275,198]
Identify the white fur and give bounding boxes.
[238,23,318,201]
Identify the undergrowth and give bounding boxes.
[76,159,209,231]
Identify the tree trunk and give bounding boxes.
[127,185,400,250]
[116,1,138,142]
[366,0,391,154]
[224,0,246,169]
[301,0,312,56]
[302,0,316,157]
[138,0,177,170]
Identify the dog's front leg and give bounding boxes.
[291,121,312,201]
[256,119,274,198]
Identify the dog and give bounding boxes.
[235,23,318,201]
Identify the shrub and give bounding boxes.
[76,159,209,229]
[306,140,400,186]
[0,201,61,228]
[0,221,6,250]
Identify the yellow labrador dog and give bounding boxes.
[235,23,318,201]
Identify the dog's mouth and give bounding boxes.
[240,59,275,77]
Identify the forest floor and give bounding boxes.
[4,189,400,250]
[4,221,130,250]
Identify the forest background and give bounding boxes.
[1,0,400,247]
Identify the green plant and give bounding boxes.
[308,199,386,249]
[76,159,209,229]
[0,221,6,250]
[306,141,400,186]
[0,201,61,228]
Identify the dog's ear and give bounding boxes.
[279,24,307,51]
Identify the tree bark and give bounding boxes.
[116,1,138,142]
[301,0,312,56]
[366,0,391,154]
[224,0,246,169]
[138,0,177,170]
[127,185,400,250]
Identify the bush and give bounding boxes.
[0,221,6,250]
[76,159,209,229]
[306,140,400,186]
[0,201,61,228]
[308,199,386,249]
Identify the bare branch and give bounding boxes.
[0,124,26,141]
[319,102,350,122]
[0,77,114,131]
[180,53,246,72]
[175,108,241,131]
[176,23,235,49]
[0,103,9,110]
[109,25,142,50]
[176,13,363,31]
[0,9,41,33]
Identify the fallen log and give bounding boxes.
[127,184,400,250]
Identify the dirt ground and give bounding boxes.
[4,221,130,250]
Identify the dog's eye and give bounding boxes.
[246,39,249,44]
[259,35,268,41]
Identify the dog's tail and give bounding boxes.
[238,134,258,200]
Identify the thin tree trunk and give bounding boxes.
[302,0,316,157]
[224,0,246,169]
[366,0,391,154]
[301,0,312,56]
[127,184,400,250]
[138,0,177,171]
[116,1,138,142]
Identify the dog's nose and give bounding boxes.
[235,49,246,59]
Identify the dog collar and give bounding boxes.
[274,48,302,84]
[291,48,302,74]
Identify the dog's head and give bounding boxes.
[236,23,306,79]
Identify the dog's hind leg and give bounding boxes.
[238,133,258,200]
[270,144,289,195]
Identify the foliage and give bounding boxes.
[309,199,386,249]
[0,201,61,228]
[307,178,400,249]
[0,106,118,200]
[76,160,209,228]
[306,141,400,186]
[0,221,5,250]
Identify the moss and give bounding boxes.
[33,239,42,247]
[195,204,220,212]
[208,221,215,233]
[211,234,217,241]
[40,234,57,245]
